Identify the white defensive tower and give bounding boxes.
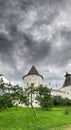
[23,65,43,88]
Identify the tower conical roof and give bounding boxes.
[63,72,71,87]
[23,65,43,79]
[28,65,39,75]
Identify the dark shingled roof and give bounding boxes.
[28,65,39,75]
[0,74,3,77]
[23,65,43,79]
[63,72,71,87]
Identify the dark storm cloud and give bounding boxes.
[0,34,13,61]
[47,28,71,67]
[0,0,71,87]
[23,34,51,62]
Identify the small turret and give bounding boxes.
[63,72,71,87]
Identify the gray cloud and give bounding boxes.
[0,34,14,63]
[0,0,71,88]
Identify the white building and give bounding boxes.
[23,65,43,107]
[60,72,71,99]
[22,66,71,107]
[51,72,71,99]
[23,65,43,88]
[23,66,71,100]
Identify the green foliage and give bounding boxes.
[24,83,36,107]
[0,94,13,110]
[52,96,71,106]
[11,84,23,100]
[52,96,63,106]
[64,98,71,106]
[20,94,29,106]
[0,78,23,110]
[36,85,52,109]
[0,78,6,93]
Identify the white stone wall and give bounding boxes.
[24,74,42,88]
[60,86,71,99]
[51,86,71,99]
[23,74,43,107]
[51,90,66,99]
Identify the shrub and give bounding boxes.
[52,96,71,106]
[0,94,13,110]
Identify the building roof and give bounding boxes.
[23,65,43,79]
[65,72,71,77]
[63,72,71,87]
[28,65,39,75]
[51,89,66,93]
[0,74,3,77]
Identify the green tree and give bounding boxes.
[25,83,37,116]
[0,77,23,110]
[0,78,6,94]
[52,96,71,106]
[20,91,29,107]
[0,94,13,111]
[11,84,23,100]
[36,85,52,110]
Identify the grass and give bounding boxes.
[0,107,71,130]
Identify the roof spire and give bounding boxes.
[65,72,71,77]
[63,72,71,87]
[28,65,39,75]
[23,65,43,79]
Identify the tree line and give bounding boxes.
[0,77,71,111]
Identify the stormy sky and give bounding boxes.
[0,0,71,88]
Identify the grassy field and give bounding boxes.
[0,107,71,130]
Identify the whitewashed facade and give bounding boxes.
[51,89,66,98]
[23,65,43,88]
[51,72,71,100]
[60,86,71,99]
[51,86,71,100]
[24,74,42,88]
[22,68,71,107]
[23,65,43,107]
